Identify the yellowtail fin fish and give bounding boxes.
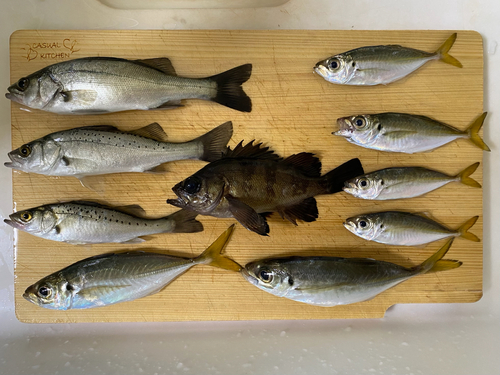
[23,225,240,310]
[242,238,461,306]
[314,33,462,85]
[343,211,480,246]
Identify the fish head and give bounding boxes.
[23,272,73,310]
[6,70,60,110]
[334,114,381,146]
[5,138,61,174]
[314,53,355,84]
[242,260,292,298]
[343,173,384,199]
[168,170,226,215]
[4,206,58,235]
[343,214,384,241]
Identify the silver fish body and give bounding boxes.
[343,211,479,246]
[343,163,481,200]
[4,201,202,244]
[4,121,232,178]
[23,225,240,310]
[314,33,461,86]
[334,112,489,153]
[6,57,252,113]
[242,239,460,306]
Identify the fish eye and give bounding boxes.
[19,144,32,157]
[359,220,367,228]
[358,178,369,188]
[20,211,32,222]
[183,177,201,194]
[17,77,29,91]
[38,286,51,298]
[353,116,366,128]
[259,269,273,283]
[329,58,340,70]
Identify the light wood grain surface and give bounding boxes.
[9,30,484,322]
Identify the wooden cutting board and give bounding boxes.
[9,30,484,323]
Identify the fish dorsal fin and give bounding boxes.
[75,125,121,132]
[114,204,147,218]
[128,123,168,142]
[281,153,322,177]
[134,58,177,76]
[223,141,281,160]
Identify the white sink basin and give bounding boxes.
[99,0,289,9]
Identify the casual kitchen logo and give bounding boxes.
[22,39,80,61]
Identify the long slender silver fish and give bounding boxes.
[343,211,479,246]
[4,121,233,178]
[6,57,252,113]
[314,33,462,85]
[242,238,460,306]
[4,201,202,244]
[334,112,489,153]
[343,162,481,200]
[23,225,240,310]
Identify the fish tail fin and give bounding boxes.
[416,238,462,274]
[456,162,481,188]
[435,33,463,68]
[194,121,234,162]
[165,209,204,234]
[207,64,252,112]
[194,224,241,271]
[457,216,480,242]
[465,112,490,151]
[322,158,364,194]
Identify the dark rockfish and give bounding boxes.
[6,57,252,113]
[167,141,364,235]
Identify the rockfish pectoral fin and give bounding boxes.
[226,195,269,236]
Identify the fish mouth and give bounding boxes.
[166,197,187,209]
[5,91,22,104]
[4,218,23,230]
[333,118,354,137]
[313,64,328,78]
[4,152,14,168]
[241,268,259,286]
[342,180,357,195]
[342,220,357,234]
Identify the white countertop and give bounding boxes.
[0,1,499,374]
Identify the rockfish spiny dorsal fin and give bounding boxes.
[223,140,281,161]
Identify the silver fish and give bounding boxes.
[4,201,202,244]
[344,162,481,200]
[343,211,479,246]
[242,238,460,306]
[334,112,489,153]
[314,33,461,85]
[23,225,240,310]
[4,121,233,178]
[6,57,252,113]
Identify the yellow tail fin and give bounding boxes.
[456,162,481,188]
[435,33,463,68]
[457,216,480,242]
[466,112,490,151]
[195,224,242,271]
[419,238,462,274]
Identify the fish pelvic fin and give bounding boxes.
[166,209,203,234]
[416,238,462,274]
[435,33,463,68]
[322,158,364,194]
[208,64,252,112]
[195,121,234,162]
[457,216,480,242]
[456,162,481,188]
[466,112,490,151]
[194,224,242,271]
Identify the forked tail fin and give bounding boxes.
[194,224,242,271]
[465,112,490,151]
[457,216,480,242]
[455,162,481,188]
[207,64,252,112]
[435,33,463,68]
[414,238,462,274]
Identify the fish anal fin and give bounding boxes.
[278,197,318,225]
[223,140,281,161]
[128,122,168,142]
[226,195,269,236]
[281,153,322,177]
[144,163,169,174]
[134,57,177,76]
